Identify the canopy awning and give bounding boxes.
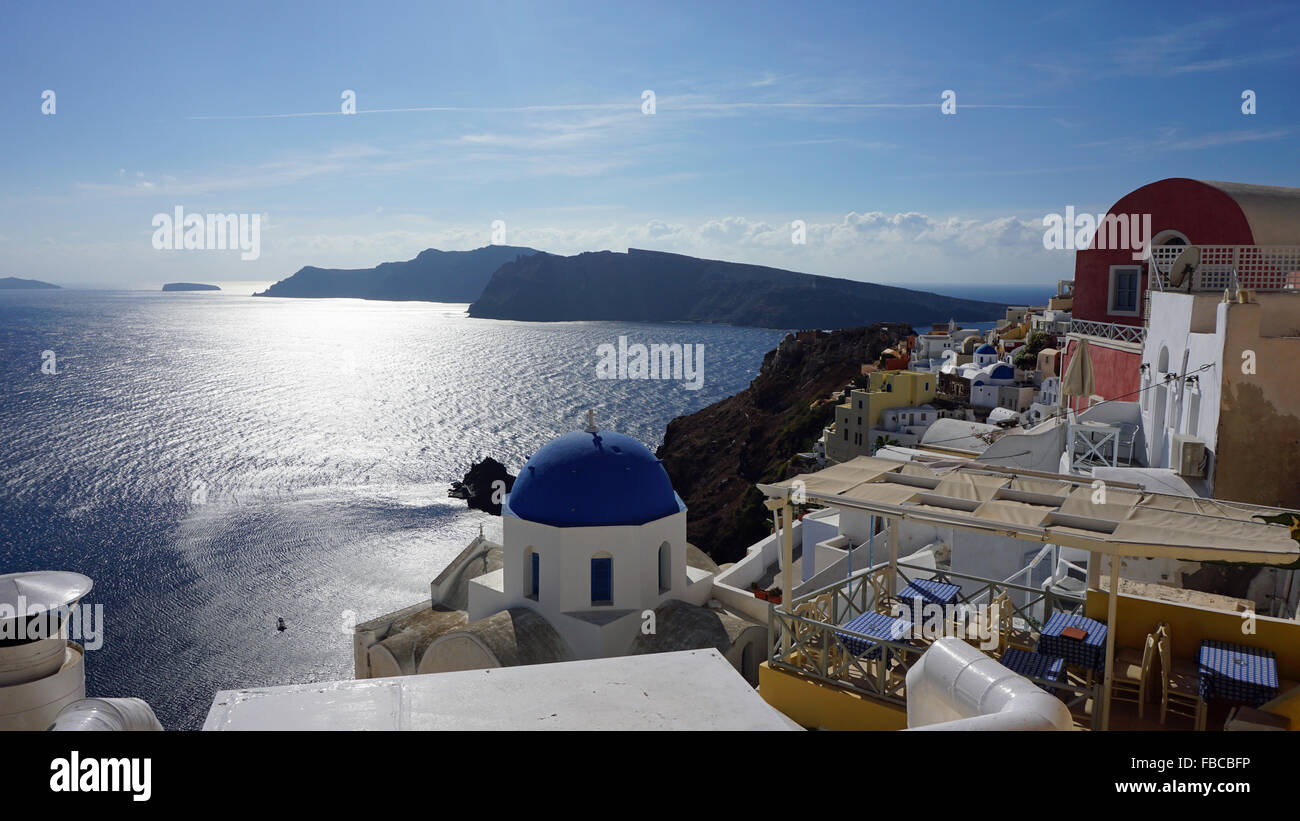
[764,456,1299,565]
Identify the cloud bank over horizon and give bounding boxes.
[3,209,1061,291]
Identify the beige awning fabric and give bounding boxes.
[1007,476,1073,497]
[974,499,1057,527]
[851,481,924,506]
[898,461,941,477]
[934,473,1010,502]
[763,459,1300,565]
[1059,485,1145,520]
[774,455,902,496]
[1109,507,1290,556]
[1136,493,1264,522]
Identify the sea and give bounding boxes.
[0,288,1009,729]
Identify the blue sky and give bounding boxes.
[2,0,1298,290]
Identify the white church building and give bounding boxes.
[354,418,767,683]
[941,343,1021,409]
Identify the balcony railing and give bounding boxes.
[1069,318,1146,344]
[1150,244,1300,293]
[769,561,1092,718]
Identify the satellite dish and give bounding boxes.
[1168,245,1201,290]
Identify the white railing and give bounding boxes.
[1069,318,1146,344]
[1150,245,1300,293]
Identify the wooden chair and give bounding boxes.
[805,591,834,622]
[790,594,840,674]
[1110,630,1157,718]
[1155,623,1206,729]
[993,591,1036,654]
[943,600,995,650]
[868,572,898,615]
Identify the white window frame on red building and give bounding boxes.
[1107,265,1142,317]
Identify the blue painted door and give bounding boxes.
[591,557,612,604]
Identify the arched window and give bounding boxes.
[658,542,671,593]
[1151,229,1189,248]
[591,551,613,606]
[524,547,539,601]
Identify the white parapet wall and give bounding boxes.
[0,641,86,731]
[204,649,802,731]
[712,521,803,623]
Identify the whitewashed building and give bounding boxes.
[354,420,768,685]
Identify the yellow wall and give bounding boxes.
[758,663,908,730]
[828,370,941,462]
[1086,590,1300,681]
[1215,300,1300,510]
[1260,685,1300,728]
[859,370,938,426]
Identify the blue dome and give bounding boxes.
[975,344,996,355]
[506,429,683,527]
[990,363,1015,380]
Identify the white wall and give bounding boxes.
[463,502,692,659]
[712,521,806,623]
[1140,292,1224,477]
[976,416,1068,473]
[800,508,839,555]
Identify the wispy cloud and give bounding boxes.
[1077,127,1290,154]
[1108,17,1298,77]
[189,96,1059,121]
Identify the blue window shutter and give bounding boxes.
[591,557,612,603]
[531,553,540,598]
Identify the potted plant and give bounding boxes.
[768,587,783,605]
[751,582,769,601]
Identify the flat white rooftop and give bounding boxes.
[203,648,801,731]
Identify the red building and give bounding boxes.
[1062,178,1300,410]
[1073,178,1300,328]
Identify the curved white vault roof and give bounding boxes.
[1199,180,1300,245]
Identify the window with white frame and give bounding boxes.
[1108,266,1141,316]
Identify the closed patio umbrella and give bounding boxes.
[1059,338,1095,409]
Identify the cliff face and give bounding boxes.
[469,248,1003,329]
[656,324,907,563]
[255,245,538,302]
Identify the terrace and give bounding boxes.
[1148,243,1300,294]
[769,560,1105,726]
[1068,245,1300,344]
[756,456,1300,731]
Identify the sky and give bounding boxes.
[2,0,1298,291]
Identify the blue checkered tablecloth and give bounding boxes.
[1198,640,1278,706]
[1036,612,1108,672]
[898,578,961,607]
[1000,648,1066,689]
[836,612,913,659]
